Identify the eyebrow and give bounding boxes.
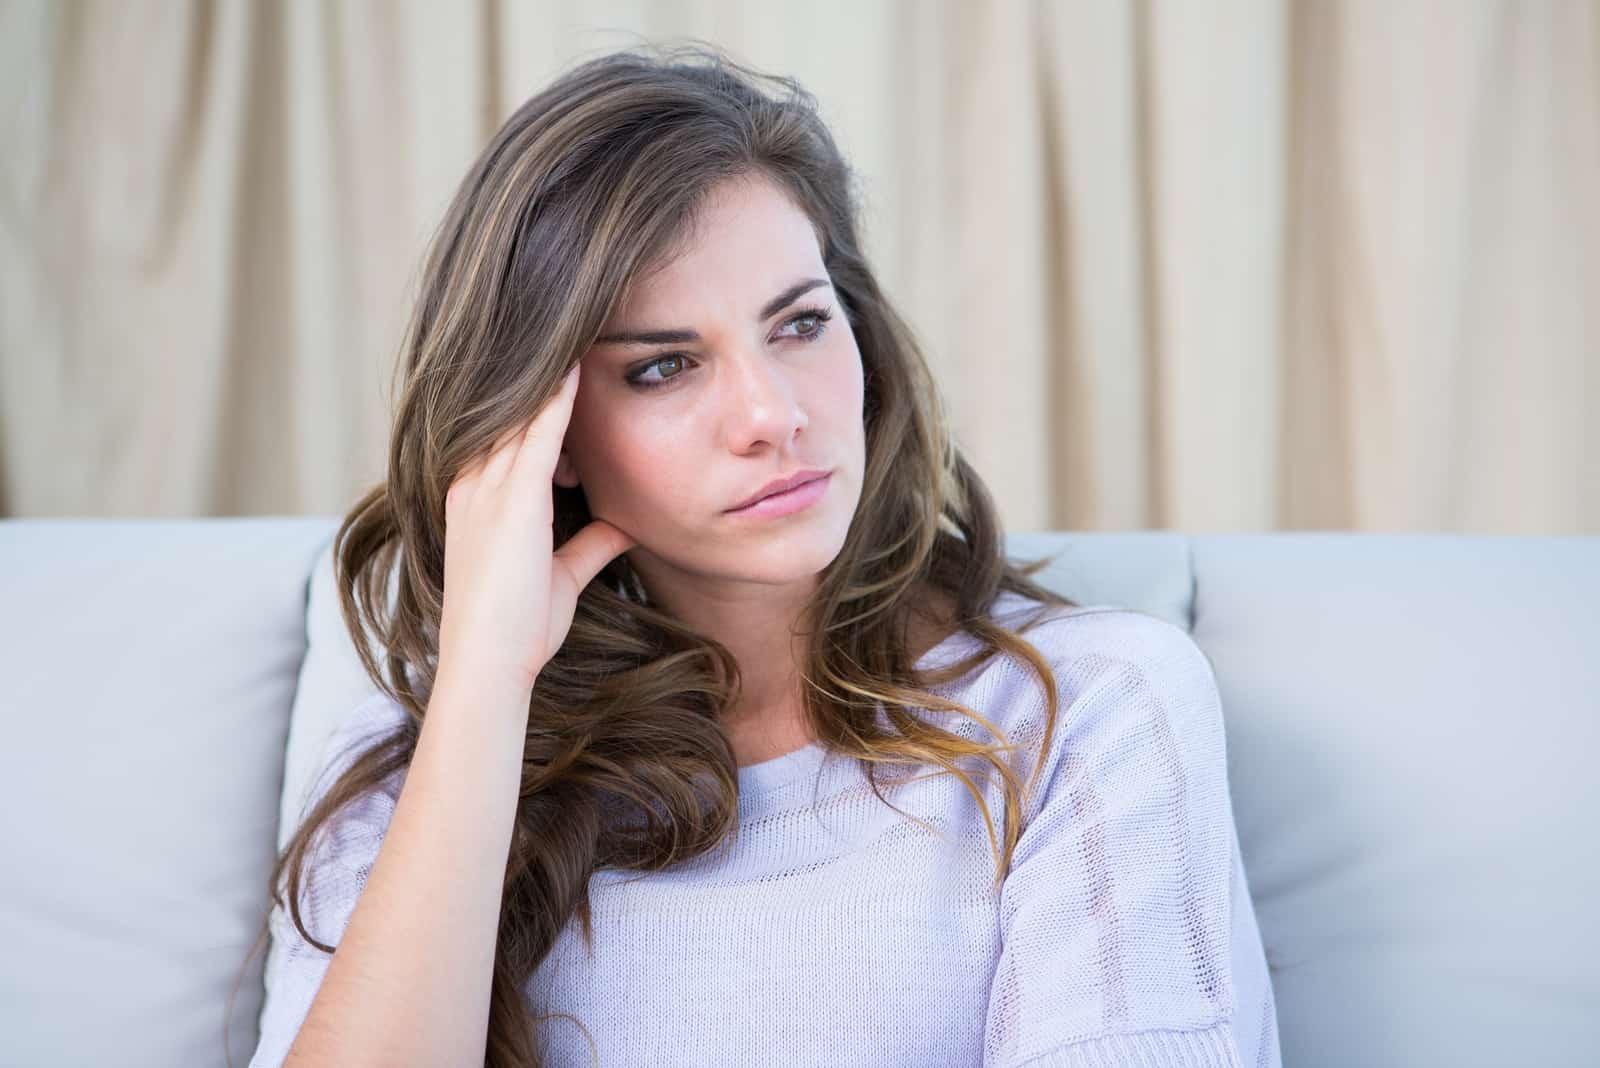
[593,277,832,346]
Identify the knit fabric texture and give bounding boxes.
[251,591,1281,1067]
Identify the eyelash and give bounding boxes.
[625,305,835,391]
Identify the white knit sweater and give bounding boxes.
[252,591,1281,1067]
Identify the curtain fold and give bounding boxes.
[2,0,1594,531]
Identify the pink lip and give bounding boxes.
[727,468,831,511]
[724,472,832,518]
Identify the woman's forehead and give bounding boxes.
[591,175,826,346]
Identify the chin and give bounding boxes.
[649,516,851,588]
[728,539,849,585]
[718,511,849,568]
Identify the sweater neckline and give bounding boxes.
[734,614,993,800]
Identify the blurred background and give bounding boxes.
[1,0,1595,533]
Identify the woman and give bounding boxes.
[247,43,1280,1068]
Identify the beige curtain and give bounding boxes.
[2,0,1595,532]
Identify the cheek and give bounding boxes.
[580,418,701,520]
[817,341,865,424]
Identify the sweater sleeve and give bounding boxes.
[982,612,1245,1068]
[249,695,407,1068]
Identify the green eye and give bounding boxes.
[628,354,689,389]
[624,304,833,392]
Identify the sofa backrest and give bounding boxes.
[2,520,1596,1066]
[0,517,337,1068]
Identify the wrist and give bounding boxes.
[429,662,536,719]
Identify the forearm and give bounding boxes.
[284,669,532,1067]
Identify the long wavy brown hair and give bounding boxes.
[234,41,1080,1067]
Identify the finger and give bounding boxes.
[447,449,494,507]
[480,420,529,485]
[553,519,637,591]
[517,364,582,475]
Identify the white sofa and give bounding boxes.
[1,518,1595,1066]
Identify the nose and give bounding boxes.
[721,348,809,453]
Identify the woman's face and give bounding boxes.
[556,173,866,603]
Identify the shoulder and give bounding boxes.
[1020,600,1216,703]
[277,694,412,937]
[974,592,1218,713]
[298,692,412,844]
[323,691,411,762]
[955,594,1226,782]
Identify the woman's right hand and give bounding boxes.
[437,362,637,697]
